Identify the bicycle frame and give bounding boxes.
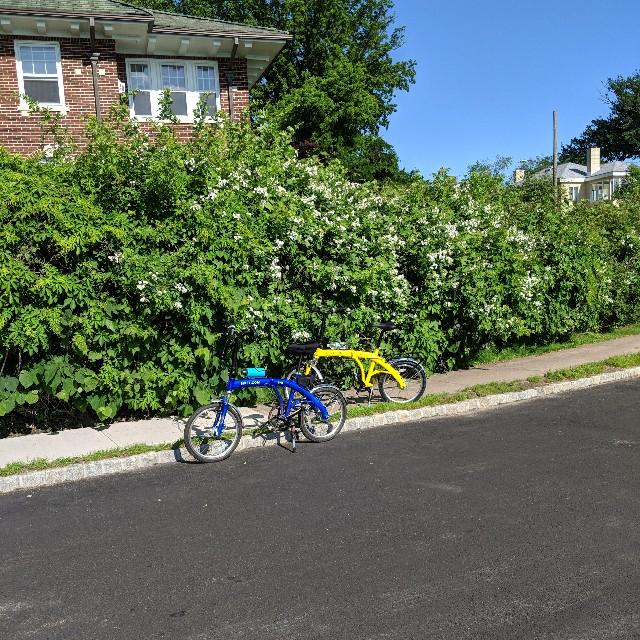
[309,347,406,390]
[211,376,329,436]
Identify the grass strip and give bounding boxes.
[2,352,640,478]
[471,323,640,366]
[0,441,182,478]
[346,352,640,419]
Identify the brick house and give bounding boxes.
[0,0,291,154]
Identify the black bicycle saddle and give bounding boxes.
[286,341,320,356]
[374,321,396,331]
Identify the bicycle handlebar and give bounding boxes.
[224,325,259,376]
[225,325,259,339]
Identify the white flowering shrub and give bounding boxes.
[1,109,639,425]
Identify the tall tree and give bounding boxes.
[560,71,640,163]
[133,0,416,180]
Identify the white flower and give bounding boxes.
[254,186,269,197]
[444,223,458,238]
[173,301,183,309]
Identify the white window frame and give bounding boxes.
[14,40,67,115]
[568,186,580,202]
[125,58,221,123]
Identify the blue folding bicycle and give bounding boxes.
[184,326,348,463]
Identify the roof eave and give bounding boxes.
[151,27,292,41]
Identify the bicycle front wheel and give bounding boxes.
[299,385,347,442]
[184,401,243,463]
[378,358,427,403]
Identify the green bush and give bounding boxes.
[1,107,639,425]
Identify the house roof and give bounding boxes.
[0,1,291,38]
[591,161,631,176]
[536,163,588,180]
[149,9,291,39]
[0,0,151,19]
[534,160,631,182]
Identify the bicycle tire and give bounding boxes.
[184,401,243,463]
[285,365,324,386]
[299,385,347,442]
[284,365,324,402]
[378,358,427,404]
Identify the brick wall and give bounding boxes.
[0,34,250,154]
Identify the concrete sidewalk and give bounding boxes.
[1,334,639,468]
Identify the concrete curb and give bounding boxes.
[2,366,640,494]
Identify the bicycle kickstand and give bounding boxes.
[290,425,297,453]
[367,387,374,406]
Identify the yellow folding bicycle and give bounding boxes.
[286,310,427,404]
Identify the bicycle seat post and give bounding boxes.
[318,313,327,348]
[230,337,239,378]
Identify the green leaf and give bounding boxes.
[96,402,118,421]
[0,395,16,416]
[88,394,105,412]
[19,370,35,389]
[194,347,211,365]
[194,385,211,406]
[0,376,19,393]
[82,374,99,392]
[61,377,75,397]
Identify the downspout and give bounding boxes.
[89,17,101,121]
[224,37,239,119]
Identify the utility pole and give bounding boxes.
[553,111,558,198]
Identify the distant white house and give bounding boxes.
[515,148,632,202]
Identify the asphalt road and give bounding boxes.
[2,379,640,640]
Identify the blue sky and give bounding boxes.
[385,0,640,178]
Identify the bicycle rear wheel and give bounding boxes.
[299,385,347,442]
[378,358,427,403]
[184,401,243,463]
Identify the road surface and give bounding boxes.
[1,379,640,639]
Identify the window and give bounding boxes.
[196,65,218,117]
[128,63,152,116]
[125,59,220,121]
[569,186,580,202]
[14,41,65,111]
[161,64,188,116]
